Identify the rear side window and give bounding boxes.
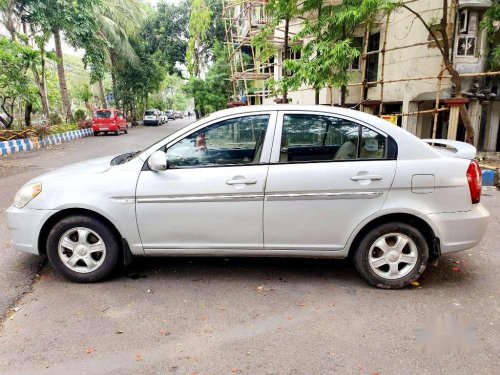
[95,111,112,119]
[279,114,387,163]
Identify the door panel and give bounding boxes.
[136,165,268,249]
[264,111,396,251]
[135,112,276,251]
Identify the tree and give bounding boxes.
[253,0,300,102]
[91,0,146,107]
[285,0,384,105]
[481,1,500,71]
[141,0,190,74]
[22,0,102,123]
[395,0,475,144]
[186,0,212,77]
[184,42,231,116]
[0,36,38,128]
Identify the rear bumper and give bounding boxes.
[427,204,490,254]
[144,120,159,126]
[93,125,118,132]
[6,206,58,255]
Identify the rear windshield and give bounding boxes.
[95,111,113,119]
[144,111,156,116]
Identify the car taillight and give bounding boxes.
[466,160,482,204]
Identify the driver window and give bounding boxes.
[166,114,270,168]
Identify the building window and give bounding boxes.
[456,10,479,57]
[347,37,363,71]
[366,33,380,83]
[282,47,301,76]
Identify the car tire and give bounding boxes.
[124,127,128,134]
[46,215,121,283]
[93,132,98,136]
[353,222,429,289]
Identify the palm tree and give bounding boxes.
[92,0,146,108]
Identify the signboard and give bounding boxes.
[381,115,398,125]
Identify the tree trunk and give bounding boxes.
[53,27,74,123]
[109,50,119,106]
[340,85,347,107]
[24,102,33,127]
[282,17,290,103]
[98,81,107,109]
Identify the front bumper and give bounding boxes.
[427,204,490,254]
[6,206,58,255]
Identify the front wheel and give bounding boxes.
[46,215,121,283]
[353,222,429,289]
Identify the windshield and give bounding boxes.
[95,111,113,119]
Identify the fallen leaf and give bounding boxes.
[452,267,460,272]
[298,303,307,307]
[411,281,420,287]
[257,286,264,291]
[287,316,293,320]
[85,348,94,354]
[135,354,144,361]
[231,368,239,373]
[116,330,124,334]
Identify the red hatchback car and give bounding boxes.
[92,109,128,136]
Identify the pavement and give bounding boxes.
[0,119,499,374]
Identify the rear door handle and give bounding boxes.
[351,175,383,181]
[226,178,257,185]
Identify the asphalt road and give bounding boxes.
[0,120,499,374]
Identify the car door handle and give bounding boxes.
[226,178,257,185]
[351,174,383,181]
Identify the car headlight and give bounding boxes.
[14,183,42,208]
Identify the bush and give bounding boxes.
[74,109,87,122]
[78,120,93,129]
[50,113,63,125]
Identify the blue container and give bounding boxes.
[482,170,495,186]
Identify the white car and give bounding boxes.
[143,109,161,126]
[6,105,489,288]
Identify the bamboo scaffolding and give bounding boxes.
[379,13,390,114]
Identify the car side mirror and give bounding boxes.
[148,151,168,171]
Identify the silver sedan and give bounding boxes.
[7,105,489,288]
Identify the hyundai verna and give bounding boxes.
[7,105,489,288]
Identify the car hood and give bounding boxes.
[29,155,116,184]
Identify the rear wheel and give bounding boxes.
[124,127,128,134]
[353,222,429,289]
[93,132,98,136]
[46,215,121,283]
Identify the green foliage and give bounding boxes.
[0,36,39,128]
[481,2,500,70]
[74,109,87,122]
[141,0,190,73]
[184,43,231,115]
[186,0,212,77]
[114,37,164,117]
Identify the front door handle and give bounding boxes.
[226,178,257,185]
[351,174,383,181]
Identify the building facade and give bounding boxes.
[223,0,500,151]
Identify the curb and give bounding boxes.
[0,128,93,156]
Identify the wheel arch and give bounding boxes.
[38,208,133,264]
[347,212,440,260]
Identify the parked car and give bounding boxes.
[159,112,168,125]
[6,105,489,287]
[143,109,161,126]
[92,109,128,136]
[174,111,184,119]
[166,110,175,120]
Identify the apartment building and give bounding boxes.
[223,0,499,151]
